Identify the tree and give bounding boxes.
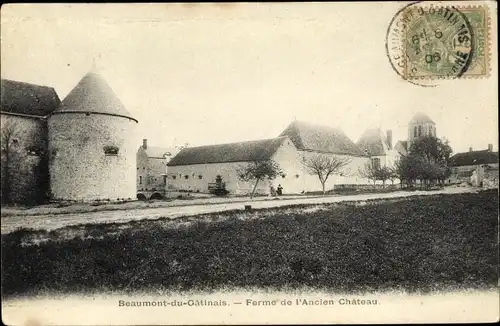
[303,154,351,194]
[409,136,453,166]
[396,136,454,190]
[358,161,378,186]
[237,160,283,199]
[377,166,393,188]
[1,121,19,204]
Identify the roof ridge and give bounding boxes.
[1,78,57,90]
[184,136,287,150]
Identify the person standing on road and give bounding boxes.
[277,184,283,196]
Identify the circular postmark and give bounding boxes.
[386,2,475,85]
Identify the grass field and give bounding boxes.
[1,189,498,298]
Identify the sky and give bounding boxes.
[1,2,498,154]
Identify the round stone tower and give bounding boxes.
[48,72,138,201]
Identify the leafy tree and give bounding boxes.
[396,136,454,190]
[237,160,282,199]
[409,136,453,165]
[303,154,351,194]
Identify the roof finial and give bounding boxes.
[90,53,101,73]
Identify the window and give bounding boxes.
[139,176,142,184]
[295,174,300,178]
[103,145,119,156]
[371,158,381,170]
[184,175,189,179]
[172,175,177,180]
[418,125,422,137]
[198,175,203,179]
[414,126,417,137]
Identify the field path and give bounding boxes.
[1,187,477,234]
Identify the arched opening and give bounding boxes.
[150,192,164,200]
[136,193,147,201]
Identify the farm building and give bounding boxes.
[448,145,499,186]
[356,128,400,169]
[167,121,373,195]
[136,139,179,200]
[1,79,61,204]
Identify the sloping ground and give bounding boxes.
[1,190,498,298]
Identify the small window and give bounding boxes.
[371,158,381,170]
[172,175,177,180]
[139,176,142,184]
[198,175,203,179]
[103,145,119,156]
[295,174,300,178]
[414,126,417,137]
[184,175,189,179]
[418,125,422,137]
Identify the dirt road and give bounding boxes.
[1,187,477,234]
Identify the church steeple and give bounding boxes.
[407,112,436,149]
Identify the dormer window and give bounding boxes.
[103,145,119,156]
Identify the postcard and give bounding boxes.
[1,2,498,325]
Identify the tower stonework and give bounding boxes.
[407,112,436,150]
[48,72,138,201]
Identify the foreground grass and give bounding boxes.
[1,190,498,298]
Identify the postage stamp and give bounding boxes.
[386,2,491,81]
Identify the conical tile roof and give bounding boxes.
[54,72,136,121]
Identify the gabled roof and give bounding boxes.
[279,120,366,156]
[1,78,61,117]
[356,128,390,156]
[394,140,408,156]
[167,137,288,166]
[54,72,136,121]
[449,150,499,167]
[410,112,435,125]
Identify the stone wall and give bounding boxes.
[0,113,49,204]
[48,113,137,201]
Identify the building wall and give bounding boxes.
[448,163,499,184]
[167,139,373,195]
[408,122,436,149]
[136,150,167,193]
[0,113,49,204]
[48,113,137,201]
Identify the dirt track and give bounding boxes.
[1,186,478,234]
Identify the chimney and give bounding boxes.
[143,139,148,149]
[469,147,473,152]
[386,130,392,149]
[488,144,493,152]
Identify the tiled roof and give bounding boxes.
[356,128,390,156]
[279,120,366,156]
[167,137,288,166]
[55,72,136,121]
[1,78,60,117]
[449,150,499,167]
[394,140,408,156]
[410,112,435,124]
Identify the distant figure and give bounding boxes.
[270,185,277,197]
[277,184,283,196]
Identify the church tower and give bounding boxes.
[407,112,436,150]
